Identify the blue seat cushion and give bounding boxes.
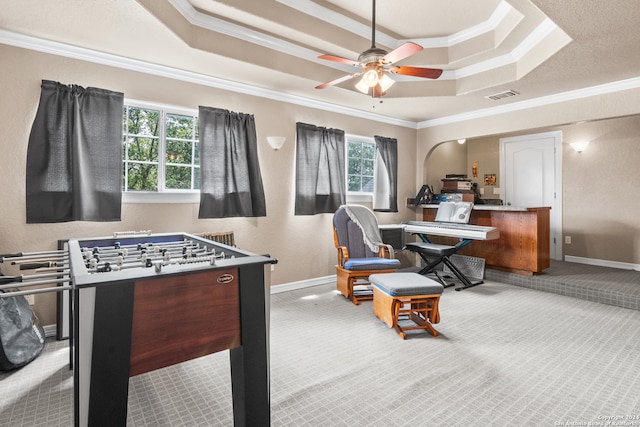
[343,257,400,271]
[369,273,444,296]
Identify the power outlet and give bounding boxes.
[25,294,35,305]
[565,236,572,244]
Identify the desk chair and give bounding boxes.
[333,205,401,305]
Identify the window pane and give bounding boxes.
[348,157,361,175]
[126,137,159,162]
[348,175,361,192]
[348,142,362,157]
[126,163,158,191]
[166,165,192,190]
[361,176,374,192]
[362,159,375,176]
[166,114,195,139]
[166,140,193,164]
[127,108,159,137]
[362,143,376,159]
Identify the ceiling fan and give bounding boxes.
[315,0,443,97]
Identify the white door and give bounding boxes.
[500,131,562,260]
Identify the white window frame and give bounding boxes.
[346,134,377,202]
[122,99,200,204]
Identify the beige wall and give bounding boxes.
[2,41,639,327]
[419,115,640,268]
[423,141,467,194]
[0,44,418,325]
[425,138,501,201]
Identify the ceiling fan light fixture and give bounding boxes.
[378,73,395,92]
[362,67,379,87]
[355,79,370,94]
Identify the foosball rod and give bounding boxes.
[83,248,211,269]
[86,252,224,273]
[0,276,70,292]
[0,249,67,263]
[78,239,197,254]
[0,271,70,285]
[83,243,205,260]
[15,259,69,270]
[89,243,214,261]
[0,285,72,298]
[76,245,199,262]
[10,253,68,263]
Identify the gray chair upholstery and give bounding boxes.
[333,205,400,304]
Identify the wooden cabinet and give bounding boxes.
[422,206,550,275]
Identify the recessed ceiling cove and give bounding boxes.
[148,0,571,97]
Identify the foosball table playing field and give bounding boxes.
[2,231,275,427]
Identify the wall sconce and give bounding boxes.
[570,141,590,153]
[266,136,286,151]
[457,139,466,144]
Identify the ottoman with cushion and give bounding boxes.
[369,273,444,339]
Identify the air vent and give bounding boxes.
[485,90,520,101]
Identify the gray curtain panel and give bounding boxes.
[373,135,398,212]
[26,80,124,223]
[295,122,345,215]
[198,107,266,218]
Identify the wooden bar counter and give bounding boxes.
[420,205,551,275]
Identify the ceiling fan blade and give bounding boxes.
[383,42,423,64]
[315,73,360,89]
[318,54,361,66]
[390,66,443,79]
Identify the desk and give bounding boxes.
[420,206,551,275]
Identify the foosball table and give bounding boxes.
[2,231,275,427]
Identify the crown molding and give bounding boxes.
[417,76,640,128]
[0,29,416,129]
[2,29,639,131]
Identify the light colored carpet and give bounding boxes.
[1,280,640,426]
[486,260,640,311]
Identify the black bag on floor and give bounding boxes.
[0,274,45,370]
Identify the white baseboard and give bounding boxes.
[564,255,640,271]
[270,275,335,294]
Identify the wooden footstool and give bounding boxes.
[369,273,444,339]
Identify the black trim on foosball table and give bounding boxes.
[230,263,270,426]
[74,281,135,427]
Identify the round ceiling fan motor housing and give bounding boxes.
[358,47,388,65]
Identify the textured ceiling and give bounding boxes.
[0,0,639,124]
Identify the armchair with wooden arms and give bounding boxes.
[333,205,401,305]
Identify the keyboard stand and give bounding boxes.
[406,235,484,291]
